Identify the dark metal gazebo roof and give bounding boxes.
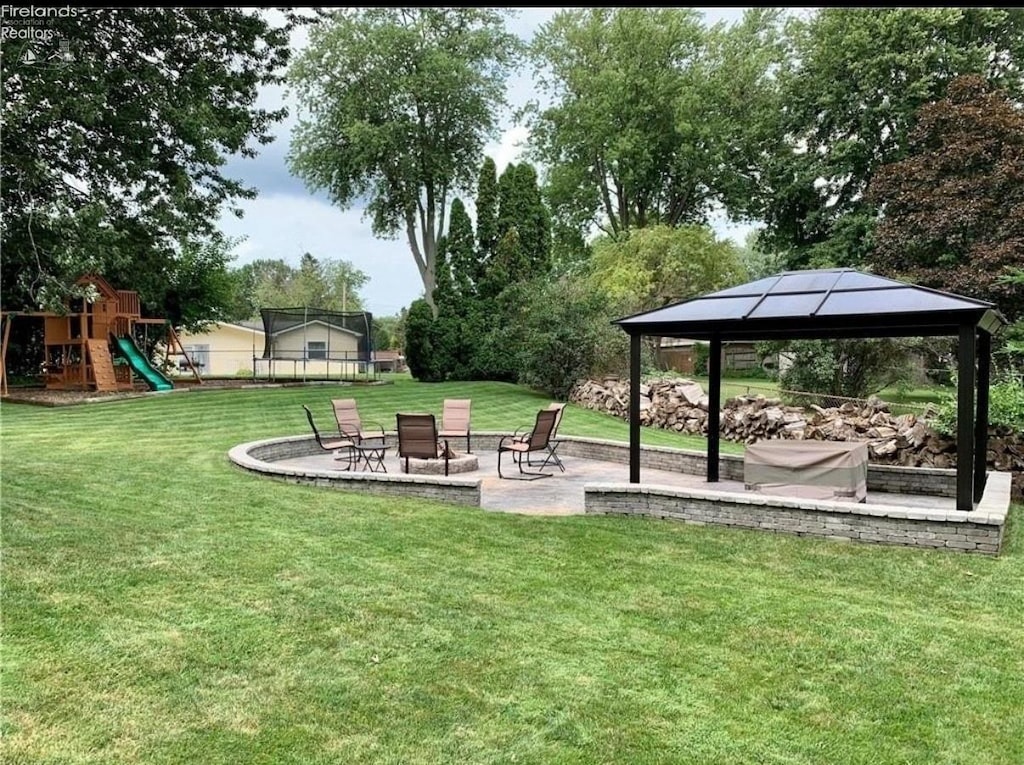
[613,269,1007,513]
[615,268,1005,340]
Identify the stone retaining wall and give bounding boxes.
[584,471,1010,555]
[230,432,1009,553]
[229,436,481,507]
[555,436,958,497]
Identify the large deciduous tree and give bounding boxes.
[757,8,1024,270]
[0,8,302,314]
[525,8,784,241]
[288,8,520,312]
[588,225,744,316]
[867,75,1024,322]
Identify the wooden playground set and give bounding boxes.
[0,274,200,397]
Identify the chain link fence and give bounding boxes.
[726,382,935,416]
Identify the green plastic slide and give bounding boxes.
[113,336,174,391]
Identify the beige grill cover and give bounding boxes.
[744,441,868,502]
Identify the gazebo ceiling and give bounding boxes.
[614,269,1006,340]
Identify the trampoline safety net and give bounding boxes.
[260,307,373,362]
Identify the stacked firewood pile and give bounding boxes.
[570,377,1022,497]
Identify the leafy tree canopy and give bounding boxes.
[757,8,1024,269]
[230,254,368,320]
[867,75,1024,322]
[525,8,785,240]
[1,8,307,314]
[588,224,744,316]
[288,8,521,310]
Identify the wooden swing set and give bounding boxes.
[0,274,201,397]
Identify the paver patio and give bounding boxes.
[274,450,957,516]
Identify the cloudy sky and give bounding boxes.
[217,8,756,317]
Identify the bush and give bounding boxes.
[513,277,628,400]
[777,339,911,398]
[932,374,1024,436]
[693,342,710,376]
[403,299,444,382]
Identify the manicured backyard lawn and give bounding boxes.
[692,375,950,410]
[2,380,1020,764]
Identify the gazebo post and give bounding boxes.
[707,335,722,482]
[956,323,976,512]
[629,332,641,483]
[973,330,991,502]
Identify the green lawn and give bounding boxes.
[2,381,1021,764]
[689,375,950,409]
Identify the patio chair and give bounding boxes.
[302,405,355,468]
[438,398,472,453]
[332,398,386,444]
[497,408,559,480]
[396,413,450,476]
[526,402,566,472]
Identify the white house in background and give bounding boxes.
[173,321,265,377]
[173,318,365,378]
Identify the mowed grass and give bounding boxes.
[2,380,1021,765]
[691,375,950,409]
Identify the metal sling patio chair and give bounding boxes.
[497,408,559,480]
[526,402,566,472]
[396,413,450,476]
[303,405,356,468]
[332,398,386,444]
[438,398,472,453]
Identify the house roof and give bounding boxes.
[615,269,1007,341]
[219,321,265,335]
[272,319,363,338]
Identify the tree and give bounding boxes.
[231,259,295,319]
[444,198,477,300]
[231,255,367,317]
[498,163,552,278]
[736,229,785,281]
[475,156,500,271]
[476,161,553,300]
[288,8,521,312]
[867,76,1024,322]
[756,8,1024,270]
[514,277,629,400]
[372,312,406,351]
[0,8,304,313]
[525,8,784,240]
[162,237,240,331]
[588,225,744,316]
[776,340,912,400]
[403,299,440,381]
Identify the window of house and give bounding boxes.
[182,344,209,370]
[307,341,327,360]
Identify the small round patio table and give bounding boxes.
[353,439,389,473]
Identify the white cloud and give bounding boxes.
[217,195,424,317]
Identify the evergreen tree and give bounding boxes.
[446,199,477,299]
[476,157,500,270]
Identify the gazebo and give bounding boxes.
[614,269,1007,513]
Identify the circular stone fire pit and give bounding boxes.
[402,452,479,475]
